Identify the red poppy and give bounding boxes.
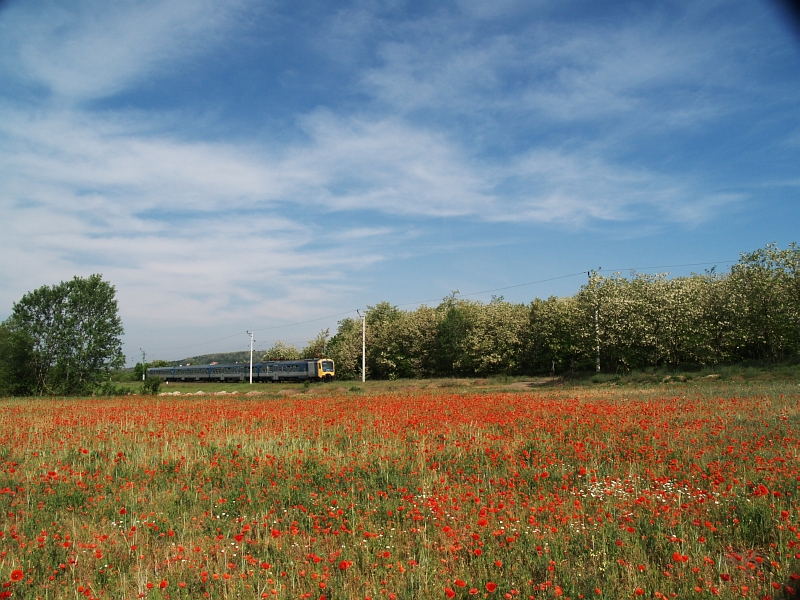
[486,582,497,592]
[338,560,349,571]
[445,589,456,598]
[10,570,23,582]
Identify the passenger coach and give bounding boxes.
[147,358,335,383]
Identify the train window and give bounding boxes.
[322,361,334,372]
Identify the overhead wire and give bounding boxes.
[150,258,737,357]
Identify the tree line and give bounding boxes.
[1,243,797,394]
[324,243,800,379]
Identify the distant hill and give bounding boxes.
[170,351,253,366]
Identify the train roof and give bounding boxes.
[147,358,332,370]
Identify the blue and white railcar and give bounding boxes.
[147,359,335,383]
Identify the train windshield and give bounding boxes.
[321,360,334,372]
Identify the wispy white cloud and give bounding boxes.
[1,0,795,360]
[0,0,254,100]
[358,1,789,132]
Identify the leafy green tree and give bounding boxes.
[459,296,527,376]
[434,293,472,376]
[322,242,800,379]
[327,317,362,379]
[3,274,124,395]
[301,329,330,358]
[0,324,35,396]
[134,359,170,380]
[262,340,300,361]
[365,302,405,380]
[728,243,800,360]
[521,295,583,374]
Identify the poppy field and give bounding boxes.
[1,386,799,599]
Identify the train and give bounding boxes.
[146,358,335,383]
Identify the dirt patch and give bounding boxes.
[438,379,470,388]
[506,378,560,389]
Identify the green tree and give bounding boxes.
[3,274,125,395]
[327,318,363,380]
[728,243,800,360]
[434,294,471,376]
[262,340,300,361]
[134,359,170,380]
[0,324,35,396]
[521,295,583,374]
[301,329,330,358]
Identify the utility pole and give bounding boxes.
[589,271,601,373]
[595,307,600,373]
[247,331,254,384]
[140,348,146,381]
[357,309,366,383]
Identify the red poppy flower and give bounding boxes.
[10,570,23,582]
[445,589,456,598]
[339,560,349,571]
[486,582,497,592]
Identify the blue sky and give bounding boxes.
[1,0,799,363]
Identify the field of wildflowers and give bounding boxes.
[0,385,799,599]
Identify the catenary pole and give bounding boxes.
[589,271,601,373]
[140,348,146,381]
[357,309,365,383]
[247,331,254,384]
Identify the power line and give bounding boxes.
[399,260,737,303]
[604,260,737,272]
[148,258,737,356]
[154,330,249,352]
[251,310,356,333]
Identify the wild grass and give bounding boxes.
[0,381,798,599]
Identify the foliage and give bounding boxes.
[301,329,330,359]
[1,274,124,395]
[133,359,170,380]
[95,379,130,396]
[0,323,35,396]
[329,243,800,379]
[140,376,162,395]
[0,387,798,598]
[262,340,300,361]
[327,316,364,380]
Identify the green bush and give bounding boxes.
[95,380,129,396]
[141,377,162,395]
